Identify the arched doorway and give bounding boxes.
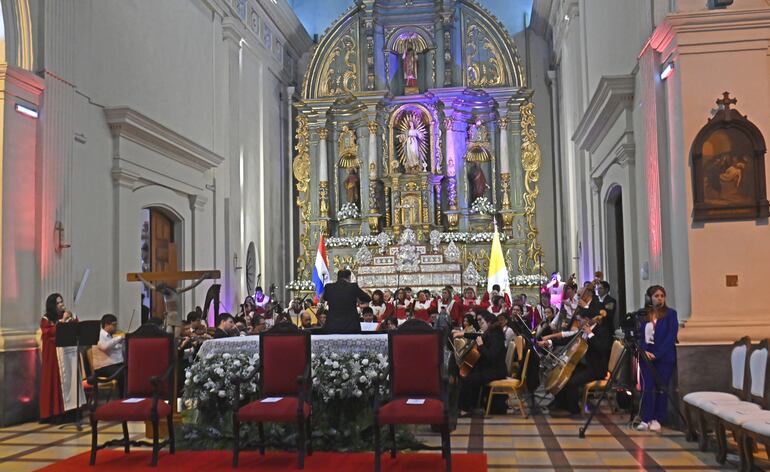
[140,208,180,321]
[605,186,626,317]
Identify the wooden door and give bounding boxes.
[149,209,178,318]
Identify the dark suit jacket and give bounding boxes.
[600,294,618,332]
[213,328,230,339]
[321,280,371,334]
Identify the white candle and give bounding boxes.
[499,126,509,174]
[318,131,328,181]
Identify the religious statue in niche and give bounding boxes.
[691,92,769,221]
[468,162,488,203]
[402,43,418,92]
[344,168,361,207]
[397,111,428,173]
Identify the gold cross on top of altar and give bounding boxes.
[716,91,737,110]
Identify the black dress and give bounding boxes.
[458,327,507,412]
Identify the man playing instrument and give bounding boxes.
[538,283,611,417]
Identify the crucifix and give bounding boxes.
[127,270,221,337]
[126,270,220,437]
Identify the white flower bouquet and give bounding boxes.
[286,279,315,291]
[311,352,389,402]
[337,202,361,220]
[511,274,549,287]
[183,352,260,411]
[470,197,496,215]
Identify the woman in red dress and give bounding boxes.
[39,293,75,422]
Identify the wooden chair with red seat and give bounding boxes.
[232,322,312,469]
[373,320,450,472]
[88,330,175,467]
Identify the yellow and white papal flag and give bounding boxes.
[487,228,510,296]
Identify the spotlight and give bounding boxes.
[15,103,38,119]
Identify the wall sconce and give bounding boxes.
[54,220,71,252]
[15,103,38,119]
[233,252,242,271]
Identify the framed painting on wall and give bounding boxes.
[691,92,770,221]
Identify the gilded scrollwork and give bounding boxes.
[465,22,505,87]
[293,114,312,278]
[520,102,545,274]
[319,33,359,97]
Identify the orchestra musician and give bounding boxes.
[538,283,611,417]
[452,311,507,416]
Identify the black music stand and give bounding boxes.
[55,320,101,430]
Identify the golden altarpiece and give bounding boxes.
[290,0,546,293]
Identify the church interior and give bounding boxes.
[0,0,769,470]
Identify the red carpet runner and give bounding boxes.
[40,450,487,471]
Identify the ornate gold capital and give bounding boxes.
[368,121,378,134]
[318,128,328,140]
[499,117,509,130]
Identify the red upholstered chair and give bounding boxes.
[88,330,175,467]
[232,322,312,469]
[374,320,450,472]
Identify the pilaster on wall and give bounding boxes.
[648,7,770,344]
[0,65,44,425]
[40,0,76,313]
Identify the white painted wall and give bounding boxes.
[0,0,310,337]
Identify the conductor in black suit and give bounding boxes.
[320,269,371,334]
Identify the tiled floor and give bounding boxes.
[0,412,758,470]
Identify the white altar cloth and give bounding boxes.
[197,334,389,359]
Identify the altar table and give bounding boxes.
[197,333,389,359]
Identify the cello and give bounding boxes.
[541,284,607,395]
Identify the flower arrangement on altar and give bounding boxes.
[337,202,361,220]
[470,196,496,215]
[439,231,509,244]
[323,230,511,249]
[511,274,549,287]
[286,279,315,291]
[183,353,260,411]
[326,233,393,248]
[311,352,389,402]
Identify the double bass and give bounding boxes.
[541,284,606,395]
